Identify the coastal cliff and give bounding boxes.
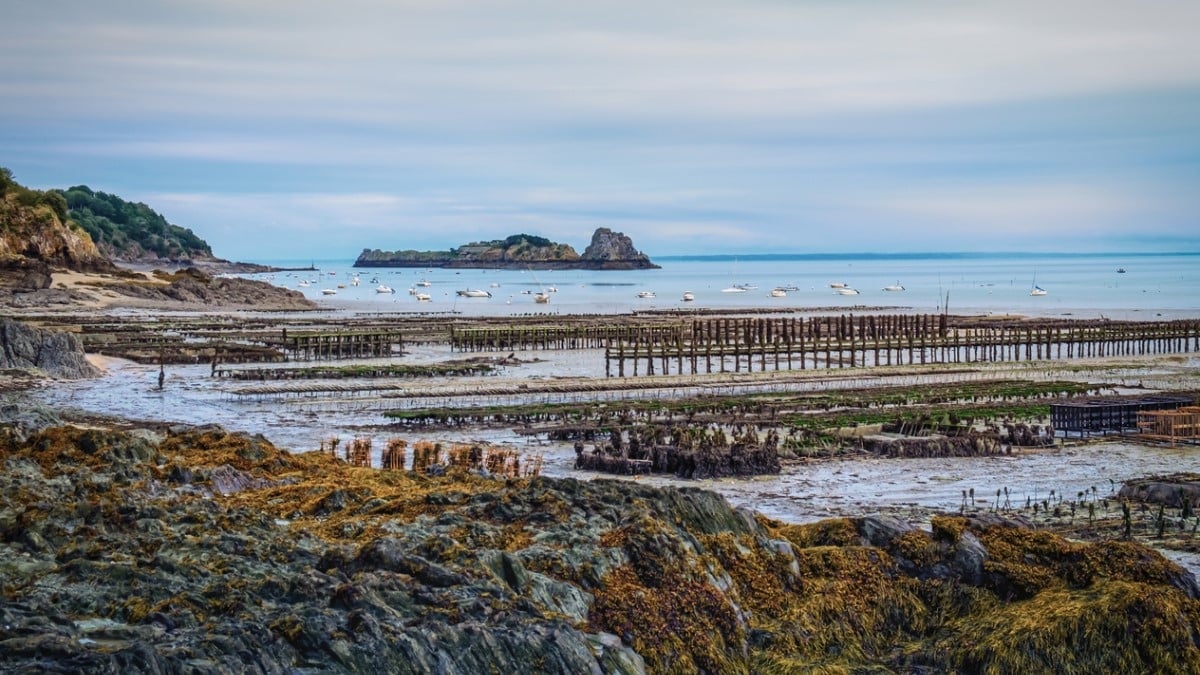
[0,169,112,273]
[2,425,1199,673]
[354,228,659,270]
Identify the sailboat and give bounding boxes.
[1029,272,1047,296]
[529,268,552,304]
[722,258,749,292]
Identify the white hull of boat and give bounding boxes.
[835,288,860,296]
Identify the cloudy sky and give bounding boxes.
[2,1,1197,261]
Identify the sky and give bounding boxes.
[1,1,1198,261]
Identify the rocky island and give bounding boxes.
[354,227,660,270]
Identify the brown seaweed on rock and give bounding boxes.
[2,426,1200,674]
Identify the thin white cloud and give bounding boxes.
[3,0,1198,257]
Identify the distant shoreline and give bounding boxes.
[350,259,659,271]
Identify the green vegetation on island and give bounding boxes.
[356,227,659,270]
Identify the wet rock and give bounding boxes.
[0,319,99,379]
[4,426,1200,674]
[854,515,915,548]
[1119,474,1200,510]
[950,531,988,585]
[205,464,272,495]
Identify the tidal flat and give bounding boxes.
[7,302,1200,672]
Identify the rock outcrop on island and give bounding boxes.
[2,425,1199,674]
[354,228,659,270]
[579,227,658,270]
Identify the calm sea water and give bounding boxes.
[248,252,1199,319]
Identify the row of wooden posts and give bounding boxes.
[279,328,404,361]
[319,436,543,477]
[450,323,684,351]
[603,318,1200,377]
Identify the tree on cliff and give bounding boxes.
[58,185,213,262]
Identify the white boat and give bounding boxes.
[882,282,905,292]
[415,279,432,287]
[835,287,860,296]
[415,292,432,302]
[829,282,848,289]
[637,291,656,299]
[682,291,695,302]
[351,276,360,286]
[490,282,501,288]
[457,289,492,298]
[721,286,747,293]
[1030,273,1048,296]
[533,292,551,304]
[546,286,558,293]
[321,288,337,296]
[778,285,799,291]
[769,288,787,298]
[297,280,310,288]
[375,285,394,294]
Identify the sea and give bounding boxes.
[250,251,1199,320]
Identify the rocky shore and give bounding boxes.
[0,266,315,313]
[2,422,1200,673]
